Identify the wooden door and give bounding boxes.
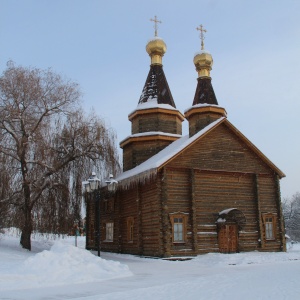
[218,224,238,253]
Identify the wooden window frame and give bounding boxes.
[90,224,94,241]
[127,217,134,243]
[108,198,114,212]
[170,214,187,244]
[103,198,114,213]
[262,213,277,241]
[103,199,108,212]
[104,222,114,242]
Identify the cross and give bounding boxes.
[150,15,162,37]
[196,24,207,50]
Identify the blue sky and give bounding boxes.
[1,0,299,199]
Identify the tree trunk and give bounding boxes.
[20,205,32,250]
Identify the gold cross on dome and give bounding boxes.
[196,24,207,50]
[150,15,162,37]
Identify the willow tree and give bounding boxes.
[0,62,120,250]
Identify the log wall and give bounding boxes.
[189,112,223,136]
[194,170,258,253]
[94,120,285,256]
[166,168,195,256]
[139,182,162,256]
[169,123,272,174]
[119,188,139,254]
[131,113,182,135]
[257,175,282,251]
[122,139,174,171]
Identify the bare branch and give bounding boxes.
[0,62,120,250]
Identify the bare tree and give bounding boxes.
[0,153,13,231]
[283,192,300,241]
[0,62,120,250]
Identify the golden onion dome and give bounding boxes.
[146,37,167,65]
[193,50,213,78]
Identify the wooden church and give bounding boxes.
[85,22,286,257]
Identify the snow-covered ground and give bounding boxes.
[1,229,300,300]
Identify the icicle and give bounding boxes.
[118,168,157,190]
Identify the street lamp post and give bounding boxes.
[83,173,118,257]
[105,174,119,192]
[83,172,101,257]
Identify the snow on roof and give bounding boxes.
[147,36,164,43]
[194,50,211,56]
[120,131,182,145]
[129,101,178,116]
[219,208,237,215]
[184,103,225,114]
[216,218,226,223]
[116,117,225,187]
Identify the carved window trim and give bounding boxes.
[127,217,134,243]
[104,222,114,242]
[262,213,277,241]
[90,224,94,241]
[103,198,114,213]
[170,213,188,244]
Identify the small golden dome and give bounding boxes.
[146,37,167,65]
[193,50,213,78]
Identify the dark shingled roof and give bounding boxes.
[193,77,218,106]
[138,65,176,108]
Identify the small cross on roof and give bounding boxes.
[150,15,162,37]
[196,24,207,50]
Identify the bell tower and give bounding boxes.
[120,17,184,171]
[185,25,227,137]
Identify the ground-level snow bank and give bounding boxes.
[1,231,300,300]
[0,238,132,291]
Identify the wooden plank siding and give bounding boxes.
[162,123,282,254]
[122,139,174,171]
[139,182,161,256]
[165,168,195,256]
[100,194,120,253]
[194,170,259,253]
[257,175,282,251]
[90,120,285,256]
[132,113,182,135]
[160,168,172,257]
[168,123,273,175]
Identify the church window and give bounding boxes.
[170,214,187,243]
[127,217,134,242]
[90,224,94,241]
[105,222,114,242]
[103,198,114,213]
[262,214,276,240]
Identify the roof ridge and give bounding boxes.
[116,118,225,185]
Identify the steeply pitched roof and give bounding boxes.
[116,117,285,187]
[116,118,224,186]
[138,65,176,107]
[193,77,218,105]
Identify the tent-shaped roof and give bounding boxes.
[138,65,176,107]
[193,77,218,106]
[116,117,285,187]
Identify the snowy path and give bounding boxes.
[1,234,300,300]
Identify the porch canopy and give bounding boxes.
[216,208,246,229]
